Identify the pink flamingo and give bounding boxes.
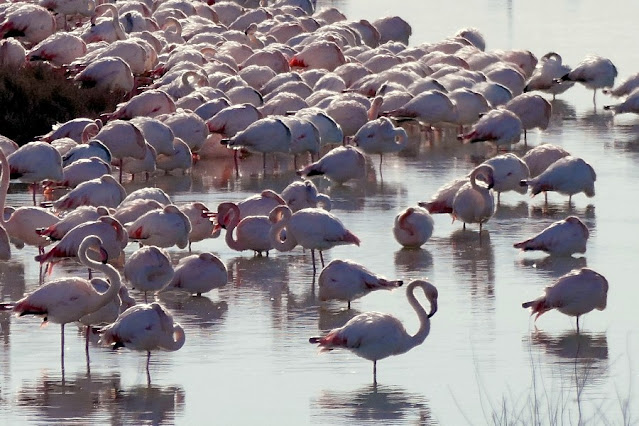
[269,205,360,273]
[514,216,589,257]
[521,156,596,204]
[297,146,367,184]
[8,142,62,205]
[14,235,121,372]
[393,206,434,248]
[522,268,608,332]
[310,279,438,384]
[124,246,174,303]
[127,205,192,249]
[216,202,273,256]
[179,202,219,251]
[164,252,228,296]
[452,164,495,232]
[459,109,523,148]
[100,302,185,385]
[52,174,126,211]
[280,180,332,212]
[557,55,617,105]
[36,206,111,241]
[318,259,403,309]
[237,190,286,219]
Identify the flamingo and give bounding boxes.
[295,108,344,147]
[318,259,403,309]
[353,117,408,175]
[155,137,193,175]
[121,187,171,207]
[36,206,111,241]
[0,38,26,68]
[521,144,570,178]
[556,55,617,105]
[522,268,608,333]
[603,71,639,97]
[127,205,192,249]
[74,57,135,93]
[603,88,639,115]
[280,117,321,168]
[371,15,412,45]
[0,225,10,260]
[112,199,163,227]
[297,146,367,184]
[481,153,530,203]
[57,157,112,188]
[39,0,95,29]
[8,142,62,205]
[107,90,177,122]
[289,41,346,71]
[100,302,185,385]
[310,279,437,384]
[35,216,128,268]
[269,205,360,273]
[393,207,434,248]
[455,27,486,51]
[14,235,121,372]
[0,4,56,46]
[520,156,596,204]
[280,180,332,212]
[124,246,174,303]
[94,120,146,183]
[0,149,58,252]
[27,33,86,66]
[452,164,495,232]
[81,3,126,43]
[62,140,111,167]
[121,143,157,181]
[159,110,209,157]
[164,252,228,296]
[418,175,469,215]
[458,109,522,148]
[130,117,176,156]
[179,202,219,251]
[447,88,491,131]
[216,202,273,256]
[52,175,126,211]
[236,190,286,219]
[514,216,589,257]
[222,117,291,173]
[505,93,552,141]
[387,90,457,129]
[524,52,575,100]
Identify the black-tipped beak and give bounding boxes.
[519,180,528,187]
[428,303,438,318]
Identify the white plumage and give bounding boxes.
[514,216,589,256]
[165,252,228,296]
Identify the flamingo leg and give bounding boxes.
[347,300,351,310]
[497,192,501,204]
[144,291,148,304]
[61,324,66,378]
[311,249,317,274]
[523,128,527,147]
[373,360,377,385]
[188,242,192,253]
[576,316,580,334]
[32,183,37,206]
[319,250,325,268]
[146,351,152,387]
[234,150,239,177]
[85,326,91,367]
[119,158,124,184]
[263,153,267,174]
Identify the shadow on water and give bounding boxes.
[447,229,496,302]
[157,292,228,330]
[318,306,362,333]
[517,255,588,279]
[312,383,434,425]
[107,384,185,425]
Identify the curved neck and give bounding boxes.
[224,204,244,251]
[166,323,186,351]
[470,165,491,191]
[0,149,9,228]
[399,281,432,354]
[269,206,297,252]
[78,239,122,311]
[316,194,332,211]
[368,96,383,120]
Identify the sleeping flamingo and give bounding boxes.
[127,205,192,249]
[14,235,121,372]
[514,216,589,257]
[269,205,360,273]
[521,144,570,178]
[216,202,273,256]
[52,174,126,211]
[124,246,174,303]
[481,153,530,203]
[452,164,495,232]
[392,206,434,248]
[164,252,228,296]
[310,279,438,384]
[522,268,608,332]
[280,180,332,212]
[8,142,62,205]
[318,259,403,309]
[297,146,367,184]
[458,109,522,148]
[504,93,552,142]
[353,117,408,176]
[100,302,185,385]
[236,190,286,219]
[36,206,111,241]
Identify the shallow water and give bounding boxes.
[1,0,639,424]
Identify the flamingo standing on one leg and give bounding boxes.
[124,246,174,303]
[13,235,122,375]
[8,142,62,205]
[164,252,228,296]
[310,279,438,384]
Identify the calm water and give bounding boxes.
[1,1,639,424]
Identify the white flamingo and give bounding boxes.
[353,117,408,174]
[74,57,135,93]
[14,235,121,370]
[155,137,192,175]
[280,180,332,212]
[387,90,457,129]
[236,190,286,219]
[36,206,111,241]
[100,302,185,385]
[94,120,146,183]
[0,4,56,45]
[27,32,86,66]
[452,164,495,232]
[521,144,570,178]
[127,205,192,249]
[121,187,171,207]
[57,157,112,188]
[124,246,174,303]
[603,88,639,115]
[179,202,218,251]
[289,41,346,71]
[459,108,523,148]
[8,142,62,205]
[269,205,361,273]
[112,199,163,227]
[318,259,403,309]
[223,117,291,172]
[603,71,639,97]
[481,153,530,202]
[216,202,273,256]
[522,268,608,332]
[393,206,434,248]
[164,252,228,296]
[107,90,177,121]
[524,52,575,100]
[514,216,589,257]
[309,279,438,384]
[52,175,126,211]
[62,140,111,167]
[521,156,596,204]
[297,146,367,184]
[556,55,617,105]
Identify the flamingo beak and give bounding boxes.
[99,247,109,264]
[427,301,438,318]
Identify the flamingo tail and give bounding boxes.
[522,298,551,320]
[366,279,403,290]
[418,200,452,214]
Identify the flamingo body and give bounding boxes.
[165,252,227,295]
[393,207,434,248]
[297,146,366,184]
[514,216,589,256]
[127,205,192,249]
[522,156,596,201]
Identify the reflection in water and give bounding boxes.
[318,307,361,333]
[518,255,588,279]
[393,248,433,276]
[18,371,122,422]
[157,292,228,330]
[529,203,596,221]
[448,230,496,304]
[312,384,433,425]
[492,201,529,221]
[109,385,185,425]
[0,260,26,303]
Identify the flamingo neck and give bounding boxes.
[269,206,297,252]
[224,204,245,251]
[165,323,186,351]
[315,193,332,211]
[398,281,432,354]
[394,128,409,150]
[78,238,122,312]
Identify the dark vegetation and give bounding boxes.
[0,64,122,145]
